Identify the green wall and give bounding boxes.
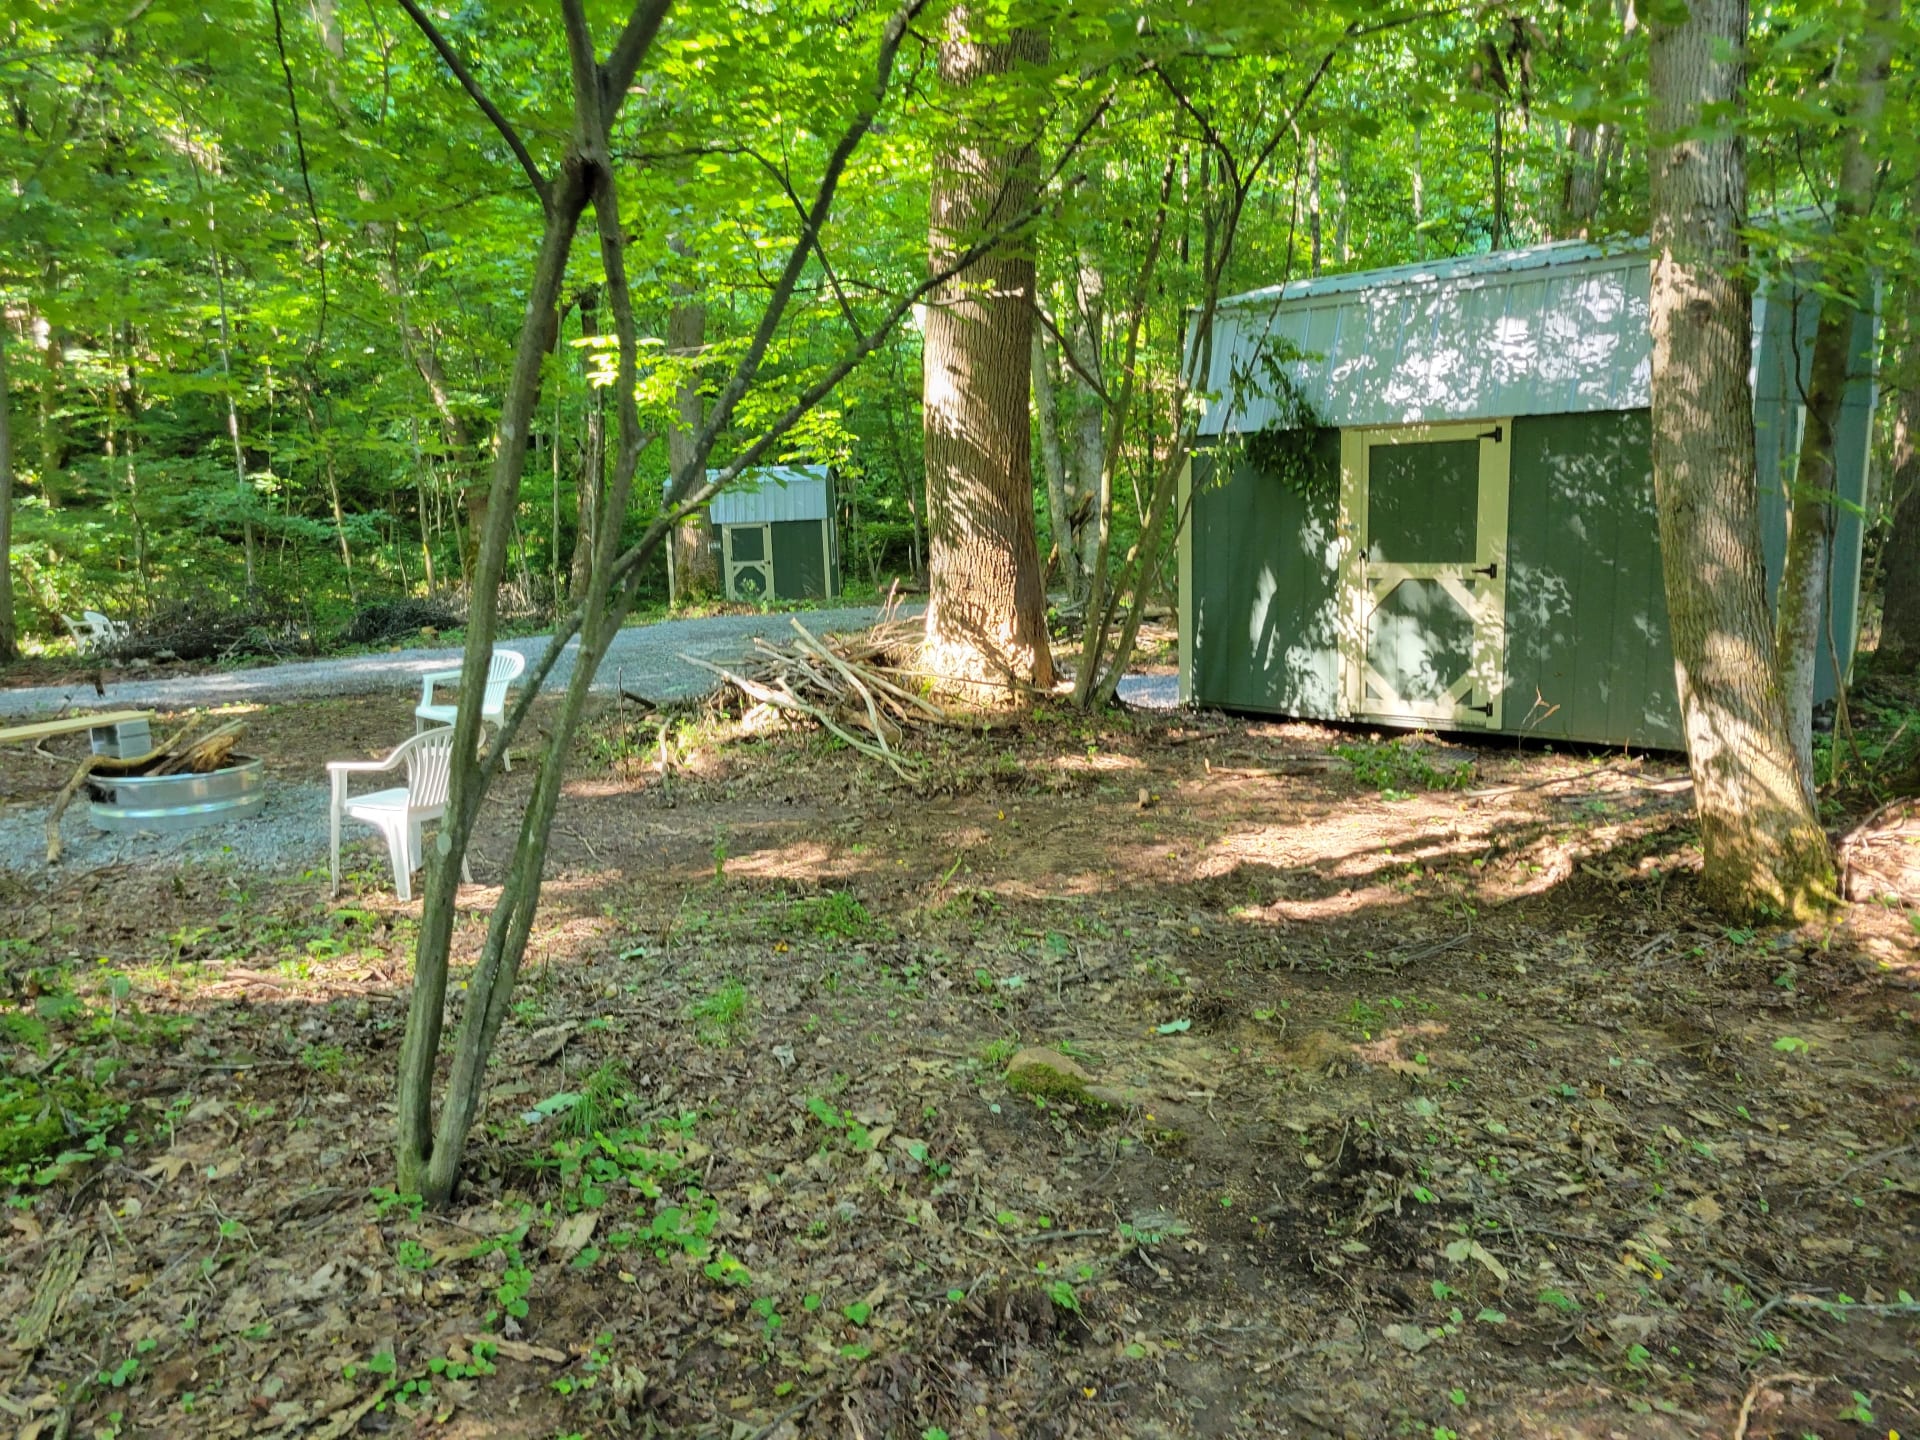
[1502,411,1682,747]
[1189,432,1344,717]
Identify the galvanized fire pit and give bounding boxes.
[87,756,266,833]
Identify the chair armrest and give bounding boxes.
[419,667,462,707]
[326,757,399,775]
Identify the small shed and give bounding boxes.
[1177,237,1877,748]
[705,464,841,603]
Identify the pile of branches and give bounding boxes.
[1840,798,1920,904]
[684,615,945,780]
[112,592,314,663]
[338,596,464,647]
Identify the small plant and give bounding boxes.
[978,1036,1018,1069]
[788,891,875,939]
[394,1239,433,1272]
[1836,1390,1874,1424]
[1335,738,1474,795]
[689,981,750,1047]
[711,830,730,881]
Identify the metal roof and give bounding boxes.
[1200,238,1658,434]
[706,464,832,526]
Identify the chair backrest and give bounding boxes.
[483,650,527,713]
[82,610,121,638]
[401,727,459,809]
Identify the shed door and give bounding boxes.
[724,524,774,601]
[1340,422,1510,728]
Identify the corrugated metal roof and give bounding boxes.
[1201,238,1657,433]
[706,464,832,525]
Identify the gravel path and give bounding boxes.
[0,780,333,877]
[0,603,910,720]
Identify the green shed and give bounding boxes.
[1177,238,1877,748]
[707,464,841,603]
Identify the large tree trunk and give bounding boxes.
[1647,0,1834,919]
[921,13,1053,695]
[1772,0,1897,795]
[665,289,717,599]
[0,318,15,663]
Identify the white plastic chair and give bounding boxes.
[327,728,472,902]
[61,610,126,655]
[415,649,527,771]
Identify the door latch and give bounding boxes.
[1470,561,1499,580]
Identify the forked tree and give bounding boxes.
[1645,0,1835,918]
[387,0,1096,1205]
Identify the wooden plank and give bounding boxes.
[0,710,150,745]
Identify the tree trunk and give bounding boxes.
[1647,0,1834,919]
[1032,329,1077,596]
[1773,0,1896,792]
[1066,260,1104,592]
[1881,374,1920,669]
[666,289,717,599]
[1307,132,1323,274]
[0,318,15,663]
[569,288,604,601]
[921,12,1053,695]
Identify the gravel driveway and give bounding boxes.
[0,604,911,720]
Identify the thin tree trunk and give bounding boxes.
[0,318,15,663]
[1307,133,1322,274]
[202,197,258,586]
[1032,329,1076,595]
[1773,0,1897,792]
[396,161,595,1205]
[1881,369,1920,669]
[1065,261,1104,595]
[568,287,604,601]
[921,12,1053,695]
[665,284,716,599]
[1647,0,1834,918]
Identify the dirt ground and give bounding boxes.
[2,683,1918,1440]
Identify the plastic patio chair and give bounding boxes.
[327,728,473,902]
[61,610,126,655]
[414,649,527,771]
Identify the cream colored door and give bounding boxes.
[724,524,774,601]
[1339,422,1510,728]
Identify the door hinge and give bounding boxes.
[1471,561,1499,580]
[1478,425,1504,443]
[1466,700,1494,716]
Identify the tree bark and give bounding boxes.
[1032,329,1076,595]
[665,286,717,599]
[921,12,1053,695]
[1881,373,1920,669]
[0,318,15,663]
[1647,0,1834,919]
[1065,259,1104,592]
[568,287,604,601]
[1773,0,1896,793]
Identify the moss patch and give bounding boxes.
[1004,1047,1111,1117]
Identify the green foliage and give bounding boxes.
[1335,739,1476,796]
[688,981,750,1048]
[786,891,875,939]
